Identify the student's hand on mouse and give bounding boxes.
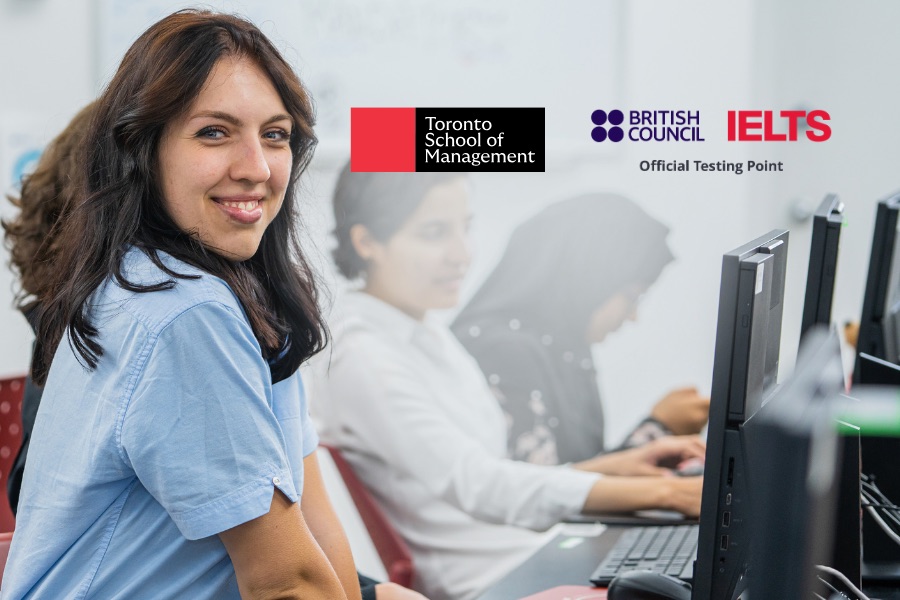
[576,436,705,477]
[651,386,710,435]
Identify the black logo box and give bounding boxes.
[415,107,545,172]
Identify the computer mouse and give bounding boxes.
[606,570,692,600]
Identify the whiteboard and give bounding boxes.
[96,0,622,164]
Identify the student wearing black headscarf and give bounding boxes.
[452,193,709,465]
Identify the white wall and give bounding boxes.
[749,0,900,376]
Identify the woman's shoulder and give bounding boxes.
[99,248,246,332]
[326,293,432,371]
[330,292,415,340]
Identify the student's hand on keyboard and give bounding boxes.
[578,460,703,516]
[651,386,711,435]
[575,436,705,477]
[636,436,706,472]
[659,476,703,517]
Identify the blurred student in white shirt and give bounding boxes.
[313,165,704,600]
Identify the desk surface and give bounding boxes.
[479,526,900,600]
[478,526,620,600]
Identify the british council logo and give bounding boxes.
[590,109,625,143]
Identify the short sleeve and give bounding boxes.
[120,301,297,540]
[270,370,319,496]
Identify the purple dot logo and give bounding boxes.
[591,109,625,142]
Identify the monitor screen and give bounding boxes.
[855,193,900,380]
[692,230,789,600]
[801,194,844,339]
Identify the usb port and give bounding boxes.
[726,458,735,486]
[723,511,731,527]
[725,493,732,505]
[720,535,729,550]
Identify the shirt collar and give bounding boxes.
[340,291,423,344]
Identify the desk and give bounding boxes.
[479,526,900,600]
[478,526,620,600]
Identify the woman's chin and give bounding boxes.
[429,291,462,311]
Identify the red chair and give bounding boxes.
[320,444,414,588]
[0,376,24,533]
[0,531,13,585]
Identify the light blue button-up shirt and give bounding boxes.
[2,249,318,599]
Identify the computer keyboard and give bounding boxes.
[589,525,698,586]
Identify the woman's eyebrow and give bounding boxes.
[188,110,294,127]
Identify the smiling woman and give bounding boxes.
[156,56,294,261]
[0,10,362,600]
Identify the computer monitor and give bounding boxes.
[854,193,900,381]
[853,352,900,571]
[747,328,848,599]
[800,194,844,339]
[852,193,900,571]
[692,230,789,600]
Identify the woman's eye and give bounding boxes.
[196,126,226,140]
[264,129,291,142]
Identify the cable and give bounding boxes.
[862,478,900,510]
[816,575,847,599]
[861,497,900,524]
[814,565,870,600]
[816,575,843,597]
[864,500,900,531]
[862,480,893,503]
[861,485,900,530]
[862,489,900,537]
[862,487,900,533]
[860,501,897,509]
[865,504,900,546]
[862,486,900,521]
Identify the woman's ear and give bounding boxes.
[349,224,379,262]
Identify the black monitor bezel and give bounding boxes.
[800,194,844,339]
[854,193,900,380]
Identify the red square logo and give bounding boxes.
[351,108,416,172]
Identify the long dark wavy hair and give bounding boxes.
[2,102,96,315]
[33,9,326,386]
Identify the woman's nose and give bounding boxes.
[230,139,271,183]
[447,232,472,268]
